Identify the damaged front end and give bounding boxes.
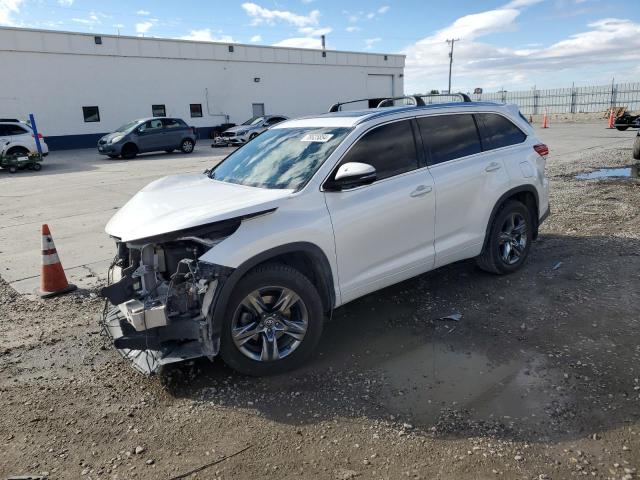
[99,222,236,374]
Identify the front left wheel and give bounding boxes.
[220,264,324,376]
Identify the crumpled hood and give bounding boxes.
[105,174,292,242]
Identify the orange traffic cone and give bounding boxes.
[607,109,615,129]
[38,224,76,298]
[542,111,549,129]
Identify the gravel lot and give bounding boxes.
[1,124,639,479]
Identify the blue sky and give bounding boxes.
[2,0,639,93]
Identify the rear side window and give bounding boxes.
[4,124,28,135]
[162,118,182,129]
[477,113,526,150]
[341,120,418,180]
[417,114,481,165]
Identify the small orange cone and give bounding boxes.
[542,111,549,129]
[607,109,615,129]
[38,224,76,298]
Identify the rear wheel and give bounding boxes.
[477,200,533,274]
[6,147,29,157]
[616,125,629,131]
[121,144,138,159]
[108,154,120,159]
[634,135,640,160]
[220,264,324,376]
[32,162,42,171]
[180,139,194,154]
[8,165,17,173]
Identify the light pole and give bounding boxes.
[446,38,459,93]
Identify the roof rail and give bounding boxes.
[328,93,472,112]
[417,93,472,103]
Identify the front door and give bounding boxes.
[136,118,165,152]
[324,119,436,304]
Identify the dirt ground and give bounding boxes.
[1,133,639,479]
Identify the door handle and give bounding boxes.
[410,185,432,197]
[485,162,501,172]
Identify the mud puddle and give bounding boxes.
[576,165,639,180]
[377,342,562,427]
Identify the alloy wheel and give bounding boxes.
[498,213,528,265]
[231,286,308,362]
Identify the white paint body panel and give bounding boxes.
[104,102,549,310]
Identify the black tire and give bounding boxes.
[8,165,17,173]
[180,138,195,154]
[165,149,174,154]
[220,263,324,376]
[248,132,258,141]
[633,135,640,161]
[616,125,629,131]
[108,154,120,159]
[32,162,42,171]
[121,144,138,159]
[476,200,533,275]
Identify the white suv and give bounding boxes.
[0,120,49,157]
[101,100,550,375]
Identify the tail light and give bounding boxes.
[533,144,548,157]
[32,133,43,139]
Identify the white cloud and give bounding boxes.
[136,21,153,34]
[346,25,360,32]
[0,0,25,26]
[273,37,322,49]
[241,2,319,27]
[298,26,332,36]
[378,5,390,14]
[58,0,74,6]
[136,9,150,16]
[250,34,262,42]
[504,0,543,7]
[180,28,234,42]
[364,37,381,50]
[403,2,640,93]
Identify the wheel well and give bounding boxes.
[251,251,334,313]
[484,187,540,248]
[122,142,138,152]
[6,146,29,155]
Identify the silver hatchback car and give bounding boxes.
[98,117,197,159]
[214,115,288,146]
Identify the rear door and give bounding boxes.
[136,119,165,152]
[0,125,9,154]
[324,119,436,304]
[417,113,511,267]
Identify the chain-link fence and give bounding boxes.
[468,83,640,115]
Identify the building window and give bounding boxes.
[152,104,166,117]
[190,104,203,118]
[82,106,100,122]
[228,45,234,52]
[94,36,102,45]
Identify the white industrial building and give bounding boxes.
[0,27,405,150]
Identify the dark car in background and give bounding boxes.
[98,117,196,159]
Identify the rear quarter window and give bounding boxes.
[5,124,28,135]
[476,113,527,150]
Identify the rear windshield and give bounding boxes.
[210,127,351,190]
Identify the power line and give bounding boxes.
[446,38,460,93]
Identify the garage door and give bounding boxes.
[367,74,394,99]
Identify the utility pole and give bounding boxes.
[446,38,459,93]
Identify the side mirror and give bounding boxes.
[325,162,376,191]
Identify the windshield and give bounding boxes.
[242,116,265,126]
[115,120,141,133]
[210,127,351,190]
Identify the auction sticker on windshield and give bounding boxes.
[301,133,334,142]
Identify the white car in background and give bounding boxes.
[0,119,49,157]
[101,99,550,376]
[214,115,289,146]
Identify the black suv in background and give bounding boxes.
[98,117,197,159]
